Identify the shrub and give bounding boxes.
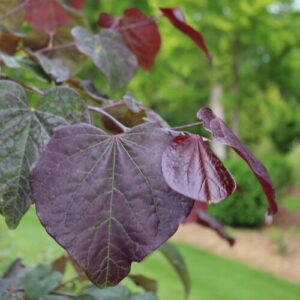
[208,154,292,228]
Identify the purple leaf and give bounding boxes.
[162,135,236,203]
[197,107,278,215]
[30,123,193,287]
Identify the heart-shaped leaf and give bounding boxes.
[162,135,236,204]
[197,107,277,215]
[0,81,89,228]
[72,26,138,89]
[30,122,193,287]
[159,7,212,61]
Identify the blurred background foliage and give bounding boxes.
[1,0,299,224]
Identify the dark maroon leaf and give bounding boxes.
[197,107,278,215]
[162,135,236,203]
[196,210,235,246]
[128,274,157,293]
[30,122,193,287]
[159,7,212,62]
[25,0,72,33]
[182,200,207,224]
[98,12,119,29]
[118,8,161,71]
[0,28,24,55]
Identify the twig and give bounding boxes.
[88,105,129,132]
[0,1,28,21]
[55,273,84,290]
[171,121,203,131]
[37,42,76,53]
[0,74,45,95]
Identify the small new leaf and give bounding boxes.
[197,107,277,215]
[30,122,193,287]
[162,135,236,203]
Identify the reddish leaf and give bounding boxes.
[162,135,236,203]
[183,201,207,224]
[25,0,72,33]
[98,12,119,29]
[30,123,193,287]
[70,0,84,10]
[196,210,235,246]
[98,8,161,70]
[159,7,212,62]
[118,8,161,70]
[197,107,277,215]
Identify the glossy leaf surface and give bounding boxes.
[198,107,277,215]
[72,27,137,89]
[159,7,212,61]
[30,122,193,287]
[25,0,73,33]
[162,135,236,203]
[159,242,190,299]
[0,81,89,228]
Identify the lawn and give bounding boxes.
[1,208,300,300]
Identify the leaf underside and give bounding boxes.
[0,80,89,228]
[197,107,277,215]
[162,135,236,203]
[30,122,193,287]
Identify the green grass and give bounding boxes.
[283,196,300,211]
[1,208,300,300]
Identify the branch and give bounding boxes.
[171,121,203,131]
[0,74,45,95]
[88,105,129,132]
[37,42,76,54]
[0,0,29,21]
